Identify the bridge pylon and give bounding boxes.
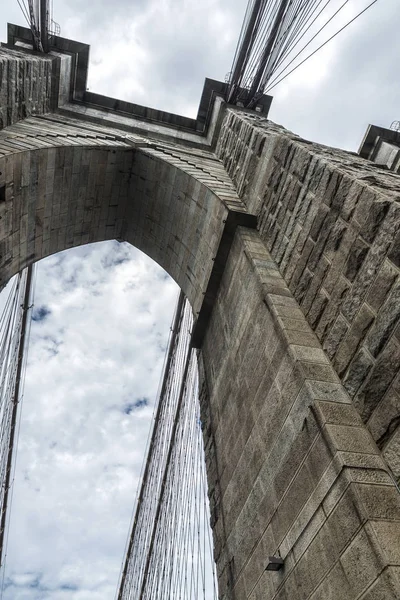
[0,19,400,600]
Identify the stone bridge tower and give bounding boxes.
[1,23,400,600]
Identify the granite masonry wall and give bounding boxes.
[217,110,400,482]
[200,227,400,600]
[1,43,400,600]
[0,47,57,129]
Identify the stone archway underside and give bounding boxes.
[0,114,246,312]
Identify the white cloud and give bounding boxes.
[2,241,178,599]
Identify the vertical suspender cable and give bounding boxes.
[0,266,33,568]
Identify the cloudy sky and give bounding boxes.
[0,0,398,598]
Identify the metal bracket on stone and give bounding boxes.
[265,556,284,571]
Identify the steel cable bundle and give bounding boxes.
[117,293,218,600]
[227,0,379,107]
[0,267,35,589]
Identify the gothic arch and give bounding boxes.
[0,136,241,317]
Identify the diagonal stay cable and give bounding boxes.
[264,0,353,91]
[265,0,379,93]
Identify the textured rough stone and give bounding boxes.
[360,200,390,243]
[383,430,400,480]
[3,50,400,597]
[340,526,382,598]
[307,289,329,330]
[344,236,369,282]
[343,348,374,398]
[366,258,398,312]
[333,304,374,376]
[365,281,400,357]
[216,109,400,486]
[388,230,400,268]
[360,567,400,600]
[347,206,398,313]
[323,314,349,360]
[355,338,400,422]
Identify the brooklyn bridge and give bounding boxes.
[1,0,400,598]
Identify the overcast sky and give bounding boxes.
[0,0,398,598]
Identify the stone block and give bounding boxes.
[313,400,362,427]
[283,329,320,349]
[290,345,330,364]
[340,526,383,598]
[366,258,399,312]
[343,348,374,398]
[365,280,400,357]
[355,337,400,422]
[341,181,363,222]
[341,233,393,322]
[344,236,369,282]
[302,256,330,314]
[360,200,391,244]
[299,361,340,383]
[309,560,355,599]
[388,230,400,269]
[354,483,400,521]
[382,427,400,479]
[315,276,349,340]
[272,303,305,320]
[324,423,379,455]
[273,414,320,500]
[360,567,400,600]
[289,238,314,290]
[368,520,400,564]
[333,303,374,376]
[345,468,392,486]
[305,380,350,403]
[277,316,311,333]
[335,451,388,472]
[242,526,278,598]
[309,203,329,241]
[322,314,349,360]
[307,288,329,330]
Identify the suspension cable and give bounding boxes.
[117,295,217,600]
[226,0,380,107]
[266,0,379,92]
[0,266,35,588]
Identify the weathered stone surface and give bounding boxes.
[333,304,374,376]
[343,348,374,398]
[344,236,369,282]
[202,226,400,600]
[2,41,400,598]
[360,200,390,244]
[323,314,349,360]
[340,526,382,598]
[365,280,400,357]
[383,428,400,480]
[355,337,400,422]
[360,567,400,600]
[217,109,400,487]
[366,258,398,312]
[388,230,400,268]
[0,44,75,130]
